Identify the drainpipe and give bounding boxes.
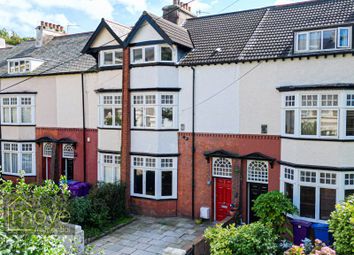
[81,73,87,182]
[191,66,196,219]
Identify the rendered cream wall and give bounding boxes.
[131,131,178,154]
[2,126,35,140]
[130,21,163,43]
[91,27,119,47]
[130,66,179,89]
[98,129,121,151]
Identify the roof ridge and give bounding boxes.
[104,19,131,29]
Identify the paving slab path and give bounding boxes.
[91,216,210,255]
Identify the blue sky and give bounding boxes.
[0,0,308,37]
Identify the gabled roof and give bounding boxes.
[82,19,131,54]
[181,0,354,65]
[0,32,97,78]
[124,11,193,48]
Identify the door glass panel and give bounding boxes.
[300,186,316,218]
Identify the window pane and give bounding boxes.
[339,28,349,47]
[300,186,316,218]
[162,107,173,128]
[12,153,18,173]
[146,170,155,196]
[133,48,143,62]
[21,107,32,123]
[161,47,173,61]
[284,182,293,203]
[145,47,155,62]
[309,31,321,50]
[115,108,122,126]
[104,166,114,183]
[3,108,10,123]
[297,33,307,51]
[346,110,354,136]
[320,188,336,220]
[285,110,295,134]
[3,153,10,172]
[134,107,143,127]
[103,52,113,65]
[11,107,17,123]
[134,169,143,194]
[114,50,123,64]
[345,189,354,198]
[162,171,173,196]
[22,154,32,173]
[103,108,113,126]
[321,110,338,136]
[145,107,156,128]
[323,30,336,49]
[301,110,317,135]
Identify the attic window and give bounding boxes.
[294,27,352,53]
[131,45,175,64]
[7,58,43,74]
[100,49,123,67]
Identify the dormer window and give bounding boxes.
[131,45,175,64]
[294,27,352,53]
[100,49,123,67]
[7,58,44,74]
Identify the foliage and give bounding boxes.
[328,195,354,255]
[0,175,98,254]
[310,239,336,255]
[285,245,305,255]
[277,239,294,254]
[0,28,33,46]
[252,191,298,236]
[302,238,314,254]
[205,222,278,255]
[285,239,336,255]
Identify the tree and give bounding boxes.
[0,28,33,46]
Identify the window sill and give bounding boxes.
[1,124,36,127]
[98,126,122,130]
[2,173,36,177]
[131,128,179,132]
[98,65,123,71]
[287,214,328,224]
[281,136,354,142]
[130,195,177,201]
[130,62,177,68]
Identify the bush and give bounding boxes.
[329,195,354,255]
[253,191,297,236]
[205,222,278,255]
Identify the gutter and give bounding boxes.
[191,66,196,219]
[81,73,87,182]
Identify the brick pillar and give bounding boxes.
[121,47,131,210]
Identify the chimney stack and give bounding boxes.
[163,0,196,25]
[36,21,66,47]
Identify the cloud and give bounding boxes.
[274,0,311,5]
[116,0,148,14]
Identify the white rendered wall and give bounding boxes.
[98,129,121,152]
[130,66,179,89]
[130,21,163,43]
[131,130,178,154]
[91,27,120,48]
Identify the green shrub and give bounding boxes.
[69,197,91,226]
[253,191,297,236]
[329,195,354,255]
[205,222,278,255]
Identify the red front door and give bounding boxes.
[215,178,232,221]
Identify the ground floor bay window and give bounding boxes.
[130,156,177,199]
[2,142,36,176]
[98,153,121,183]
[281,166,354,222]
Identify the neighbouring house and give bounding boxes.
[0,0,354,225]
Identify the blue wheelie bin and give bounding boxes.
[291,220,312,245]
[312,223,333,245]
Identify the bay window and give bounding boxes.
[282,91,354,139]
[98,153,120,183]
[131,92,178,129]
[1,95,35,125]
[281,166,354,222]
[295,27,351,53]
[131,156,177,199]
[2,142,35,176]
[98,94,122,128]
[131,45,175,64]
[100,49,123,67]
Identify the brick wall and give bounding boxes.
[131,197,178,217]
[178,132,281,221]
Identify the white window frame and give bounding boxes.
[131,92,178,129]
[247,160,269,184]
[99,49,123,67]
[1,142,36,176]
[281,91,354,140]
[98,153,121,183]
[43,143,53,158]
[1,95,35,125]
[280,166,352,223]
[98,93,122,128]
[62,144,75,159]
[294,27,352,53]
[130,156,177,199]
[130,44,176,64]
[212,158,232,178]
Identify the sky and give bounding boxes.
[0,0,309,37]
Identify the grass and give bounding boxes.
[84,216,134,240]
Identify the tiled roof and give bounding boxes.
[0,32,97,78]
[105,19,131,41]
[145,12,193,48]
[181,0,354,65]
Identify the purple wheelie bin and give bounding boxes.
[291,219,312,245]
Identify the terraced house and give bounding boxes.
[1,0,354,224]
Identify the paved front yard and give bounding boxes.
[92,216,209,255]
